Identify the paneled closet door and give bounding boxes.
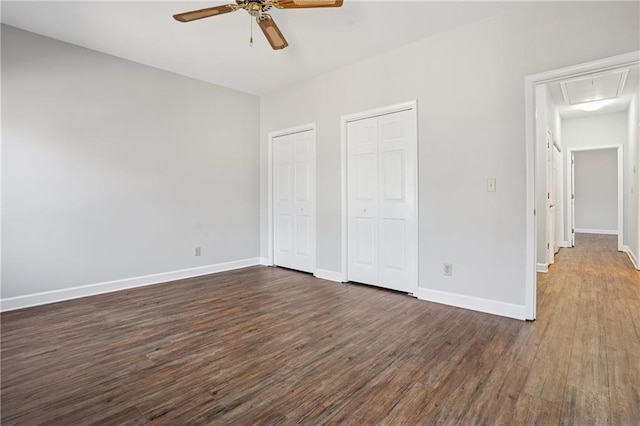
[347,117,379,285]
[273,130,316,273]
[347,109,417,293]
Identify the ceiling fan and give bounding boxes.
[173,0,344,50]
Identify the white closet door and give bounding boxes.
[347,117,379,285]
[274,130,315,273]
[347,108,417,293]
[378,110,417,292]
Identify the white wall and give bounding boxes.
[1,26,261,303]
[260,2,639,314]
[563,112,628,150]
[573,149,618,233]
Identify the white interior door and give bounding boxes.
[553,146,565,253]
[553,145,562,253]
[546,131,556,265]
[347,108,417,294]
[273,130,316,273]
[347,117,379,285]
[570,151,576,246]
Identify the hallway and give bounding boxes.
[532,233,640,423]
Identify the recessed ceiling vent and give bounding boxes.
[560,68,629,105]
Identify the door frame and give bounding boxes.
[267,122,317,269]
[566,145,623,250]
[340,100,418,293]
[524,50,639,320]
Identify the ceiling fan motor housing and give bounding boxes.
[237,0,271,17]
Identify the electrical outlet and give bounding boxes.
[195,246,201,257]
[443,263,452,276]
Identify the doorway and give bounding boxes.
[567,146,622,248]
[525,51,640,320]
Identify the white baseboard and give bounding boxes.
[314,269,345,283]
[624,246,639,270]
[0,257,262,312]
[417,288,527,320]
[259,257,270,266]
[537,263,549,273]
[574,228,618,235]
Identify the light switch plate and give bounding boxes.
[487,178,496,192]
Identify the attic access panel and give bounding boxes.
[560,68,629,105]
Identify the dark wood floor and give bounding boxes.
[1,234,639,425]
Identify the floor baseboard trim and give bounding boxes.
[574,228,617,235]
[0,258,262,312]
[536,263,549,273]
[624,246,639,270]
[258,257,270,266]
[314,269,345,283]
[417,288,527,320]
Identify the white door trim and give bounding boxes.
[524,50,639,320]
[340,100,418,292]
[267,123,317,269]
[566,145,624,251]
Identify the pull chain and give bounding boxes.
[249,16,254,47]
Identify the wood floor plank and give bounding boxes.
[1,234,638,424]
[560,385,610,425]
[564,287,608,394]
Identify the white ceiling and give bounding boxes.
[0,1,526,96]
[548,64,639,119]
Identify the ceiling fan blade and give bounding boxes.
[257,15,288,50]
[173,4,237,22]
[273,0,343,8]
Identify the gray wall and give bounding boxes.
[259,2,640,306]
[1,25,261,299]
[574,150,618,232]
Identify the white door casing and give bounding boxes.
[345,104,418,294]
[270,125,316,273]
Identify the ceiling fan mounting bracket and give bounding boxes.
[246,2,263,17]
